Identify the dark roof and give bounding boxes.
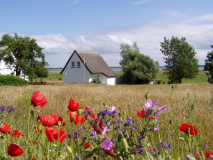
[60,50,116,77]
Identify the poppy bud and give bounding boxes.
[119,113,122,117]
[187,128,190,134]
[123,111,126,115]
[31,111,34,117]
[73,116,76,121]
[145,93,149,100]
[122,137,129,152]
[37,125,42,131]
[58,121,62,126]
[191,105,194,110]
[119,107,122,110]
[172,85,174,89]
[28,147,33,154]
[77,109,82,116]
[169,120,172,124]
[103,102,106,106]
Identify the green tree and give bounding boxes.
[204,45,213,78]
[160,36,199,84]
[0,33,48,81]
[120,42,159,84]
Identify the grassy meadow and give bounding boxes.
[33,69,210,84]
[0,82,213,159]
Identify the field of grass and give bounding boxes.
[114,70,209,84]
[0,83,213,159]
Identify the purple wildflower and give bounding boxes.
[66,134,71,139]
[0,106,6,111]
[77,157,82,160]
[92,131,97,139]
[138,136,144,140]
[154,127,159,131]
[117,120,120,123]
[168,144,173,152]
[158,105,167,112]
[121,121,124,123]
[132,120,135,124]
[126,118,131,123]
[111,106,117,112]
[115,126,120,130]
[144,99,157,110]
[102,126,109,135]
[102,139,114,151]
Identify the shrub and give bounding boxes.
[59,77,62,81]
[90,77,101,84]
[0,75,28,86]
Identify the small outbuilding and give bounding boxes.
[60,50,116,85]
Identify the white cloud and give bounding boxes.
[72,0,80,4]
[133,0,153,5]
[1,14,213,67]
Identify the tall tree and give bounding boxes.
[0,33,48,81]
[204,45,213,78]
[120,42,159,84]
[160,36,199,84]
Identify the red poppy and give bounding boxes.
[68,98,82,111]
[85,107,97,120]
[138,110,155,119]
[51,113,66,126]
[0,123,11,134]
[31,90,48,108]
[93,121,103,135]
[45,127,67,143]
[12,130,24,138]
[32,158,36,160]
[180,123,198,135]
[149,146,152,152]
[205,152,213,158]
[84,142,91,149]
[102,147,117,158]
[8,143,24,157]
[69,111,85,125]
[33,126,42,134]
[40,115,57,127]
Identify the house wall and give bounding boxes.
[0,60,14,75]
[0,60,28,81]
[62,52,90,83]
[107,77,116,85]
[89,74,107,84]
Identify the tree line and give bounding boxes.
[0,33,212,84]
[120,36,213,84]
[0,33,48,81]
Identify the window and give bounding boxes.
[77,62,80,68]
[71,62,75,68]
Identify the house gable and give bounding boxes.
[61,50,116,77]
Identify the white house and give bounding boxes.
[0,47,28,81]
[60,50,117,85]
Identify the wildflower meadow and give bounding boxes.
[0,83,213,160]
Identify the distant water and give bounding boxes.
[111,66,205,71]
[48,66,205,72]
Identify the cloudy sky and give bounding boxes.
[0,0,213,68]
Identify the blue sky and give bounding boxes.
[0,0,213,67]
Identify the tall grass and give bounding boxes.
[0,83,212,159]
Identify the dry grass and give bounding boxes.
[1,83,213,157]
